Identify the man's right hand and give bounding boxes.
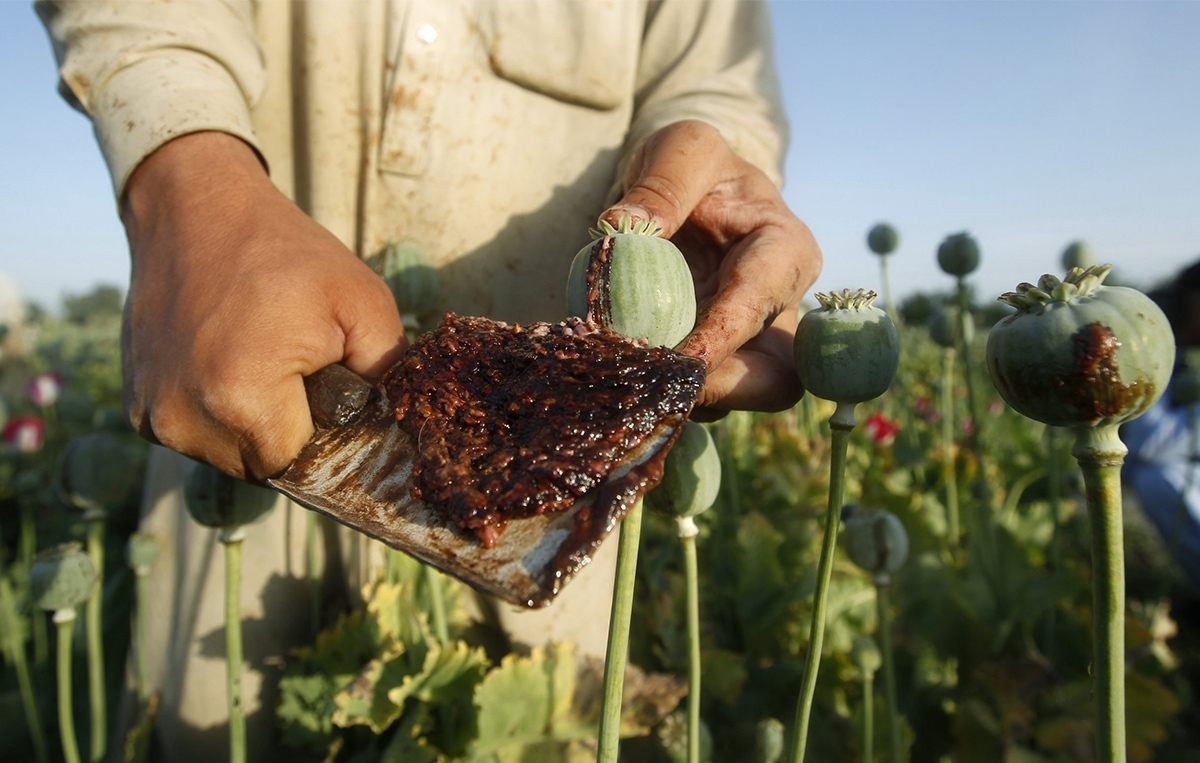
[120,132,406,481]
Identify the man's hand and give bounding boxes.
[120,132,406,480]
[603,120,822,416]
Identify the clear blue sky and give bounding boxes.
[2,1,1198,312]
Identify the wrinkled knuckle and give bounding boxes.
[198,379,257,438]
[144,398,192,453]
[202,391,276,477]
[671,119,720,146]
[124,392,149,436]
[636,175,689,221]
[236,416,293,478]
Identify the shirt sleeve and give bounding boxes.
[617,0,789,195]
[34,0,267,201]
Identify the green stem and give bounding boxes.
[85,516,106,763]
[55,610,82,763]
[21,505,48,667]
[221,530,247,763]
[1045,426,1063,659]
[1000,467,1048,522]
[940,347,960,549]
[1072,425,1127,763]
[134,569,150,704]
[425,566,450,647]
[722,423,744,520]
[680,518,702,763]
[306,511,320,637]
[597,498,645,763]
[955,281,990,507]
[788,403,856,763]
[385,549,402,585]
[861,669,874,763]
[877,582,902,763]
[880,254,895,321]
[1,577,48,763]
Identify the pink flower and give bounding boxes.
[864,412,900,446]
[26,373,63,408]
[3,416,45,453]
[914,396,939,423]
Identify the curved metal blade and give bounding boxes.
[268,381,684,608]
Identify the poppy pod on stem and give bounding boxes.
[986,264,1174,763]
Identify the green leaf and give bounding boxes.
[377,710,440,763]
[734,512,793,655]
[389,640,490,755]
[699,648,748,707]
[1126,670,1181,763]
[331,642,409,733]
[369,580,430,648]
[332,639,490,739]
[278,671,340,752]
[387,640,489,707]
[279,608,388,753]
[465,643,594,762]
[122,692,160,763]
[305,608,386,679]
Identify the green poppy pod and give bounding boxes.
[986,264,1175,428]
[756,718,786,763]
[184,461,278,531]
[126,532,161,573]
[1060,240,1094,272]
[655,709,713,763]
[840,505,909,582]
[566,215,696,348]
[937,232,980,277]
[851,635,882,676]
[56,432,135,515]
[867,223,899,256]
[793,289,900,405]
[927,307,974,349]
[30,543,96,612]
[646,421,721,520]
[378,240,440,316]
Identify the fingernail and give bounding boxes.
[602,206,649,227]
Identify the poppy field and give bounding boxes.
[1,235,1197,762]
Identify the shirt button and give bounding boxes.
[416,23,438,44]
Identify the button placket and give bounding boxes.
[379,0,447,176]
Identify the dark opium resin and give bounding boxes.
[383,313,705,547]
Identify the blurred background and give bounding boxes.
[2,0,1198,314]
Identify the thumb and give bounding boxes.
[602,121,726,238]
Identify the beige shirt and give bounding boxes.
[38,0,787,325]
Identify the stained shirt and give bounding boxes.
[36,0,789,325]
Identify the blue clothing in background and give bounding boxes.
[1123,392,1200,592]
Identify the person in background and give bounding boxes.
[36,1,822,760]
[1124,259,1200,592]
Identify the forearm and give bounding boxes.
[121,132,272,250]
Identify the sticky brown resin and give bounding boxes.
[383,313,705,547]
